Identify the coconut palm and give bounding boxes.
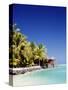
[9,24,27,67]
[20,42,34,67]
[9,24,48,68]
[33,44,47,65]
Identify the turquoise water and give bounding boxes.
[13,64,66,86]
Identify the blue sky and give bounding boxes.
[10,4,66,64]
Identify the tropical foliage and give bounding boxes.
[9,24,48,68]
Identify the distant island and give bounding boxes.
[9,24,55,75]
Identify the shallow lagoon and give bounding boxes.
[13,64,66,86]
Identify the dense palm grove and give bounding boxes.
[9,24,48,68]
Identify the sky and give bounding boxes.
[9,4,66,64]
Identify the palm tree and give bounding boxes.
[9,24,28,67]
[9,58,20,68]
[21,42,34,67]
[9,24,48,68]
[33,44,47,66]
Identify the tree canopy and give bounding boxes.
[9,24,48,68]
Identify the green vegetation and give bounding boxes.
[9,24,48,68]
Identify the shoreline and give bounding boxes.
[9,66,42,75]
[9,64,66,75]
